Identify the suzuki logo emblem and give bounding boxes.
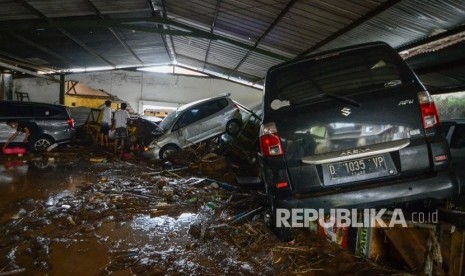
[341,107,351,116]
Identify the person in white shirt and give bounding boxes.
[112,102,130,156]
[100,100,112,147]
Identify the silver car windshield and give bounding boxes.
[159,110,180,131]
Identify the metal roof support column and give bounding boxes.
[203,0,222,70]
[59,74,65,105]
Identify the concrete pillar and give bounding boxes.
[0,73,13,101]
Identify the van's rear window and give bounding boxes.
[267,46,414,110]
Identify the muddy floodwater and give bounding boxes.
[0,149,400,275]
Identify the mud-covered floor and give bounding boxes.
[0,147,403,275]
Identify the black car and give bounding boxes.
[259,42,458,237]
[0,101,75,151]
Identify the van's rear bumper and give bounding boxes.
[274,172,460,211]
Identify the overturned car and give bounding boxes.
[143,95,242,159]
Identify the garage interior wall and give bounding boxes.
[13,71,263,113]
[13,77,59,103]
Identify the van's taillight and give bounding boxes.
[418,91,439,129]
[260,122,284,157]
[67,118,75,128]
[276,181,288,189]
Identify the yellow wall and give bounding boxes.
[65,96,119,109]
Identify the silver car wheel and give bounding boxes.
[226,120,241,137]
[160,145,180,159]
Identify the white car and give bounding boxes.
[143,95,242,159]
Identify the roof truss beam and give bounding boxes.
[0,60,58,81]
[15,0,116,67]
[228,0,297,78]
[6,33,73,66]
[296,0,403,58]
[0,17,289,62]
[82,0,144,65]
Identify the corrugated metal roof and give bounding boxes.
[27,0,94,17]
[206,40,249,69]
[236,51,282,78]
[0,0,465,91]
[260,0,386,55]
[319,0,465,52]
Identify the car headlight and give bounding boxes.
[148,140,160,149]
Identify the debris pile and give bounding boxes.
[0,146,403,275]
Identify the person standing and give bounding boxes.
[3,119,43,151]
[100,100,112,147]
[112,102,130,157]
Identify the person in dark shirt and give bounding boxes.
[3,119,43,151]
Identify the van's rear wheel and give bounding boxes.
[268,200,295,242]
[272,220,295,242]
